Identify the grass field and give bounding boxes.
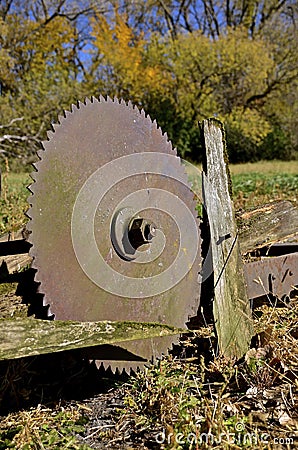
[0,172,31,235]
[1,160,297,235]
[230,160,298,210]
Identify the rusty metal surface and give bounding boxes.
[244,253,298,300]
[27,97,202,371]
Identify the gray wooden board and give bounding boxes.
[0,229,32,275]
[0,318,185,361]
[201,119,254,358]
[238,201,298,255]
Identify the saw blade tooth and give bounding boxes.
[77,100,85,110]
[64,108,72,117]
[51,122,60,132]
[47,130,55,140]
[106,95,114,103]
[98,94,106,103]
[28,174,36,186]
[46,304,54,317]
[127,100,134,109]
[31,162,39,173]
[84,97,92,105]
[25,206,33,220]
[27,184,34,197]
[39,143,47,154]
[36,145,45,156]
[70,102,77,113]
[58,114,65,124]
[152,118,158,128]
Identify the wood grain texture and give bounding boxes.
[238,201,298,255]
[0,318,184,360]
[201,119,253,358]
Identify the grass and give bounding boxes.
[1,160,297,234]
[230,160,298,210]
[229,160,298,175]
[0,169,31,235]
[0,405,91,449]
[0,159,297,448]
[232,172,298,209]
[113,296,298,449]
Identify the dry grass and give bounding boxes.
[108,295,298,449]
[1,292,297,449]
[229,160,298,175]
[0,404,89,449]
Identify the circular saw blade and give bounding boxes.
[27,97,202,372]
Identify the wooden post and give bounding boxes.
[201,119,253,359]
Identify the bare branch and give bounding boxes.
[0,117,24,129]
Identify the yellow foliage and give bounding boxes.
[90,14,172,103]
[166,27,275,145]
[23,17,76,76]
[223,107,272,143]
[0,18,17,89]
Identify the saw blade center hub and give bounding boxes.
[110,207,158,261]
[128,218,156,250]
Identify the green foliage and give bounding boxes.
[259,125,296,161]
[0,0,297,165]
[231,169,298,209]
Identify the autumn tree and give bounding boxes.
[0,0,297,165]
[107,0,297,161]
[0,0,105,166]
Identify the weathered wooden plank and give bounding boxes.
[238,201,298,255]
[0,318,185,361]
[0,228,32,276]
[0,253,32,276]
[201,119,253,359]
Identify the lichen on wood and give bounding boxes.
[0,318,185,361]
[201,119,253,359]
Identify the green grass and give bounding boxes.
[231,172,298,209]
[229,159,298,175]
[1,161,297,236]
[0,172,31,235]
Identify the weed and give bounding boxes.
[0,405,91,449]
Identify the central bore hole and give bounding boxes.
[128,218,156,250]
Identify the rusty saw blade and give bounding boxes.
[27,97,202,372]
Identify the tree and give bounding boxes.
[87,1,297,161]
[0,0,297,165]
[0,0,99,165]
